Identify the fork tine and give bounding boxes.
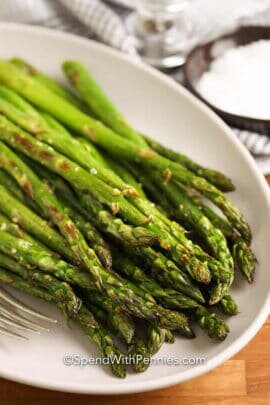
[0,313,40,333]
[0,305,49,332]
[0,287,57,323]
[0,324,28,340]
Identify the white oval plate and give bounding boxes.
[0,23,269,395]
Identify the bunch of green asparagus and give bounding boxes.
[0,58,256,378]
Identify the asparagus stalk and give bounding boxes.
[23,156,156,246]
[128,337,150,372]
[81,197,206,303]
[0,139,110,290]
[164,329,175,343]
[0,265,126,377]
[26,162,157,248]
[130,168,234,303]
[105,156,146,197]
[0,87,140,199]
[113,253,232,340]
[84,292,135,344]
[63,60,147,147]
[63,60,234,192]
[75,304,126,378]
[196,201,256,283]
[113,254,200,310]
[192,306,229,341]
[0,266,75,315]
[142,134,235,192]
[0,251,32,278]
[0,249,134,345]
[86,303,149,373]
[53,178,206,298]
[0,184,76,263]
[218,295,238,316]
[35,162,158,248]
[0,108,213,283]
[80,192,211,285]
[232,236,256,284]
[65,208,112,269]
[0,230,190,329]
[127,163,233,283]
[129,246,205,304]
[80,188,204,303]
[10,57,86,111]
[29,272,82,317]
[0,174,108,274]
[163,183,233,271]
[0,60,251,241]
[0,169,39,213]
[146,325,166,356]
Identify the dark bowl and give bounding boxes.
[184,25,270,135]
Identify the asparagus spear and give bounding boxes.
[54,182,206,300]
[0,60,250,241]
[0,249,134,345]
[142,134,235,192]
[129,246,205,303]
[0,266,127,377]
[0,230,190,329]
[27,159,157,248]
[0,175,109,274]
[30,272,82,317]
[162,183,233,270]
[0,251,32,277]
[81,192,211,285]
[0,169,39,213]
[113,254,200,310]
[106,156,146,197]
[0,139,111,290]
[114,254,233,340]
[0,184,76,263]
[196,201,256,283]
[192,306,229,341]
[0,87,140,199]
[84,292,135,344]
[36,157,160,248]
[63,60,147,147]
[232,236,256,284]
[79,194,205,303]
[0,266,78,316]
[128,336,150,372]
[130,168,234,303]
[164,329,175,343]
[127,163,233,283]
[80,193,211,285]
[218,295,238,316]
[22,157,157,248]
[86,303,149,373]
[75,304,126,378]
[79,191,207,303]
[0,108,213,283]
[10,57,86,111]
[62,60,234,193]
[146,325,166,355]
[64,208,112,269]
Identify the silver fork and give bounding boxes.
[0,286,57,340]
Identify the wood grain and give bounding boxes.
[0,177,269,405]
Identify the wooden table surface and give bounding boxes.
[0,177,269,405]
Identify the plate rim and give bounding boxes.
[0,22,269,395]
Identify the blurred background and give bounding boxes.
[1,0,270,175]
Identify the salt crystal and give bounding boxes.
[196,40,270,119]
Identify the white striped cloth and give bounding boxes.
[1,0,270,174]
